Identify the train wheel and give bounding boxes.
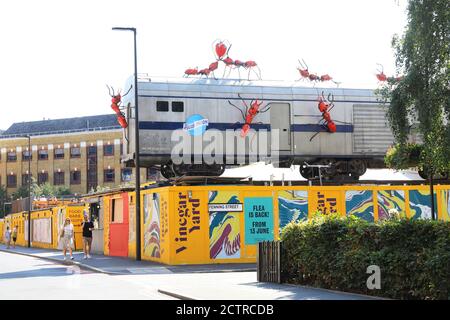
[160,163,176,179]
[318,159,337,179]
[213,164,226,176]
[349,159,367,177]
[171,163,226,177]
[299,164,314,179]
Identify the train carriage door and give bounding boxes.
[270,103,291,151]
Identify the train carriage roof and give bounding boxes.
[135,76,377,101]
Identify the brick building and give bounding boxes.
[0,114,154,196]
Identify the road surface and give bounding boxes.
[0,251,377,300]
[0,251,173,300]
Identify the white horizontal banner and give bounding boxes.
[208,203,243,212]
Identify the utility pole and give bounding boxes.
[112,27,141,260]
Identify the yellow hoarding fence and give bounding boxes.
[139,184,450,265]
[0,205,85,250]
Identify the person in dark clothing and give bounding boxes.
[81,212,94,259]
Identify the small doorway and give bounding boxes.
[270,103,291,151]
[109,194,129,257]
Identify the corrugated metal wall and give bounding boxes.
[353,104,394,154]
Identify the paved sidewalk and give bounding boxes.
[151,272,382,300]
[0,246,382,300]
[0,246,256,275]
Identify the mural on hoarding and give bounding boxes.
[409,190,437,220]
[377,190,406,220]
[345,190,374,222]
[278,190,308,230]
[159,193,169,258]
[143,193,161,258]
[208,191,241,259]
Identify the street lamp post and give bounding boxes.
[22,135,32,248]
[112,27,141,260]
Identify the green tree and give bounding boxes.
[31,178,72,198]
[379,0,450,177]
[11,185,30,200]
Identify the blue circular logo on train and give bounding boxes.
[183,114,209,136]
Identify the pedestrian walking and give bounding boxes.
[60,217,75,260]
[4,226,11,249]
[81,212,94,259]
[11,226,18,249]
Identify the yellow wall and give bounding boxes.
[128,191,136,259]
[141,186,278,265]
[139,184,450,265]
[3,212,28,247]
[0,205,84,250]
[0,219,4,244]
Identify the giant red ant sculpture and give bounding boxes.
[297,59,338,85]
[376,64,403,83]
[227,93,271,137]
[107,85,132,129]
[184,40,261,81]
[309,92,341,141]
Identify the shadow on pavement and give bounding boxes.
[0,267,75,280]
[239,281,381,300]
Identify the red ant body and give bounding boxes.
[228,94,271,138]
[107,85,132,129]
[184,68,199,76]
[198,68,212,77]
[215,42,228,60]
[297,59,337,85]
[209,61,219,72]
[376,64,403,83]
[184,40,261,80]
[310,92,339,141]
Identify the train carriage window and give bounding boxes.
[172,101,184,112]
[156,101,169,112]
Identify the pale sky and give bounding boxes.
[0,0,407,130]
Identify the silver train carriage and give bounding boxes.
[121,76,395,180]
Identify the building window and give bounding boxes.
[54,147,65,159]
[22,150,32,161]
[7,151,17,162]
[7,174,17,188]
[103,144,114,156]
[22,174,31,186]
[156,101,169,112]
[147,167,160,181]
[38,172,48,185]
[54,171,65,185]
[172,101,184,112]
[70,171,81,185]
[121,168,132,182]
[88,145,97,156]
[71,146,81,158]
[104,169,115,183]
[38,149,48,160]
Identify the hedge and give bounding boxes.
[280,214,450,300]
